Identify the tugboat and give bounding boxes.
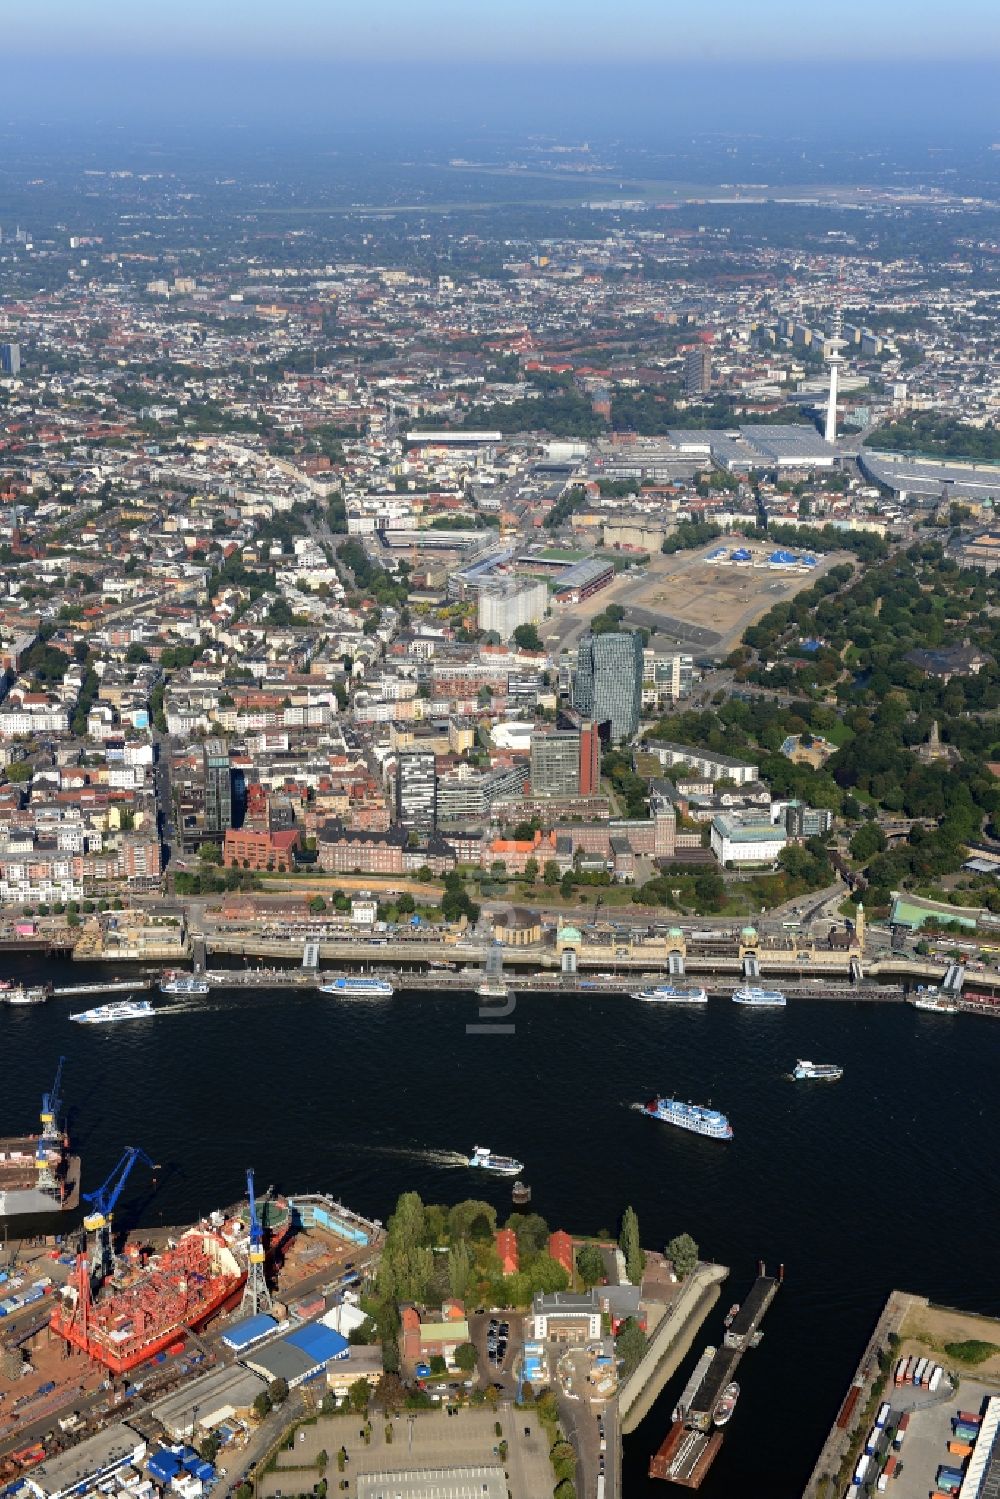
[1,981,50,1005]
[713,1381,740,1427]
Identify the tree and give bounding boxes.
[454,1341,477,1372]
[309,894,327,914]
[576,1243,605,1289]
[348,1377,371,1413]
[849,822,887,863]
[522,857,539,884]
[543,861,560,886]
[268,1377,289,1405]
[449,1240,471,1300]
[619,1206,645,1285]
[252,1391,272,1420]
[615,1316,648,1379]
[429,1353,447,1376]
[553,1482,577,1499]
[666,1232,699,1280]
[512,622,543,652]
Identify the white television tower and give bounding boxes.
[824,272,847,445]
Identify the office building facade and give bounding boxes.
[202,738,233,837]
[684,345,712,396]
[396,750,437,833]
[573,632,644,742]
[0,343,20,377]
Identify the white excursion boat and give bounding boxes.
[468,1145,523,1176]
[631,985,708,1004]
[160,973,210,996]
[732,986,786,1008]
[792,1059,843,1081]
[70,999,155,1025]
[319,975,395,998]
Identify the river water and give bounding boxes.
[2,954,998,1497]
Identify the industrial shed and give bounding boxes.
[244,1321,349,1387]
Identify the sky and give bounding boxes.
[5,0,1000,65]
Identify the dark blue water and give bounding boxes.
[3,955,998,1497]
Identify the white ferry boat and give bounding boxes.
[477,977,510,999]
[792,1059,843,1082]
[319,975,395,998]
[631,984,708,1005]
[642,1096,733,1140]
[468,1145,523,1176]
[910,987,959,1014]
[70,999,155,1025]
[1,982,49,1006]
[159,973,210,996]
[732,986,787,1008]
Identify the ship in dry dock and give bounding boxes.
[650,1264,782,1486]
[0,1060,80,1222]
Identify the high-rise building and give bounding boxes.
[684,346,712,396]
[477,578,549,640]
[0,343,21,377]
[530,718,601,798]
[202,738,233,836]
[530,731,581,798]
[396,750,437,833]
[573,632,644,742]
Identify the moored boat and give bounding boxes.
[910,986,959,1014]
[318,975,394,998]
[631,984,708,1004]
[713,1381,740,1427]
[732,985,786,1008]
[2,981,50,1006]
[160,972,210,996]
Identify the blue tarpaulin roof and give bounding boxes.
[731,548,752,561]
[222,1313,278,1350]
[768,549,800,564]
[285,1323,349,1362]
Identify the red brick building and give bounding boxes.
[223,827,299,872]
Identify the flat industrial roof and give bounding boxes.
[149,1364,267,1433]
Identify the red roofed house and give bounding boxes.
[548,1230,574,1277]
[496,1228,519,1277]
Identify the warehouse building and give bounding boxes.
[150,1364,267,1438]
[244,1321,350,1388]
[24,1423,146,1499]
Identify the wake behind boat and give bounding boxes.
[70,999,154,1025]
[643,1095,733,1140]
[631,984,708,1004]
[733,985,786,1008]
[319,975,395,998]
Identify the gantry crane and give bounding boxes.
[40,1056,66,1143]
[82,1147,158,1284]
[239,1168,273,1317]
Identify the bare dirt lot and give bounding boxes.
[544,537,852,658]
[900,1300,1000,1382]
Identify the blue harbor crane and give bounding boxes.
[239,1168,273,1317]
[40,1056,66,1143]
[82,1147,158,1283]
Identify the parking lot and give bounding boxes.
[258,1405,554,1499]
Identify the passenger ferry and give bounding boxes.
[631,984,708,1005]
[70,999,155,1025]
[159,973,210,996]
[468,1145,523,1176]
[792,1059,843,1082]
[910,987,959,1014]
[642,1095,733,1140]
[732,986,787,1008]
[319,975,395,998]
[1,981,49,1006]
[476,977,510,999]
